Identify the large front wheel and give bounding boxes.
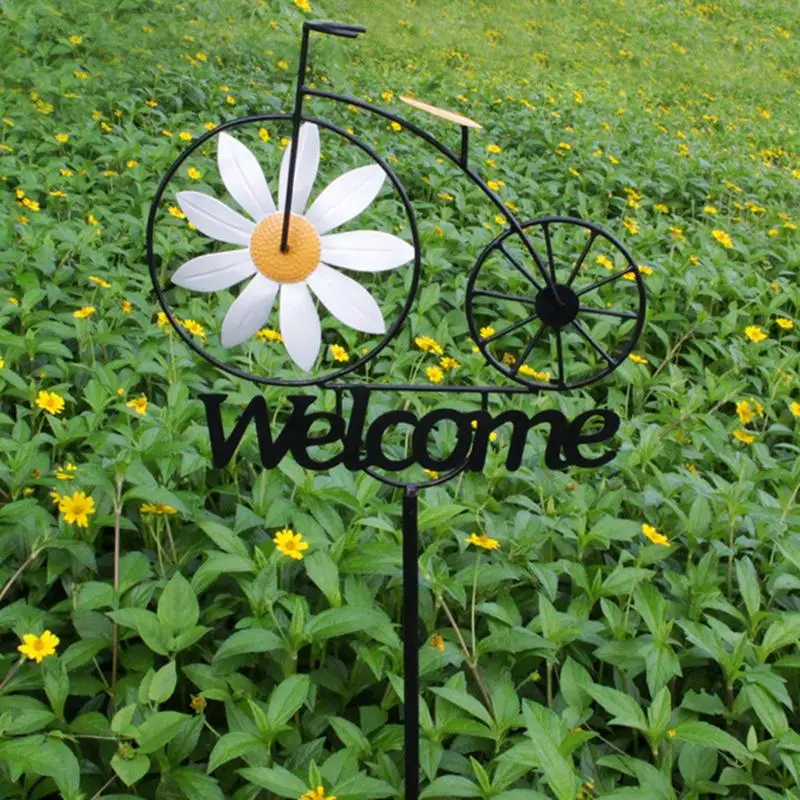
[465,217,646,391]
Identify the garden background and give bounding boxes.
[1,0,800,797]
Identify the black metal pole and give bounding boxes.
[402,484,420,800]
[280,25,311,252]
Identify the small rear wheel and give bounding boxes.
[465,216,646,390]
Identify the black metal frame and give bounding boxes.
[146,20,649,800]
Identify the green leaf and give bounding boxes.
[158,572,199,631]
[207,731,263,774]
[430,687,493,727]
[587,684,649,731]
[213,628,284,663]
[172,767,225,800]
[267,674,310,729]
[736,557,761,618]
[673,721,753,762]
[111,752,150,787]
[744,684,789,737]
[42,657,69,720]
[420,776,483,798]
[304,551,341,607]
[239,765,309,797]
[198,520,249,559]
[149,660,178,705]
[135,711,191,754]
[306,606,397,646]
[0,735,80,794]
[108,608,171,655]
[522,701,580,800]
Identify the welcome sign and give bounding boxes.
[148,19,646,800]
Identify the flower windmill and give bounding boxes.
[148,19,647,800]
[171,126,414,371]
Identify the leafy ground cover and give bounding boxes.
[1,0,800,797]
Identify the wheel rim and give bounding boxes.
[147,113,421,388]
[466,216,646,391]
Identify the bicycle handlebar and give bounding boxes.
[304,21,366,39]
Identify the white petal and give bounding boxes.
[218,132,276,221]
[220,275,279,347]
[176,191,255,246]
[171,249,256,292]
[278,123,320,214]
[305,164,385,235]
[306,263,385,334]
[279,282,321,371]
[320,230,414,272]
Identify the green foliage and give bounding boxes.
[0,0,799,797]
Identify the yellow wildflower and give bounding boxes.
[140,503,177,515]
[121,299,132,314]
[440,356,461,371]
[479,326,496,339]
[168,206,186,220]
[487,144,502,154]
[59,491,96,527]
[430,635,445,652]
[629,353,648,365]
[790,401,800,418]
[187,166,202,180]
[89,276,111,289]
[426,366,445,383]
[390,121,402,132]
[87,214,100,226]
[329,344,349,362]
[73,306,96,319]
[518,365,551,380]
[127,395,148,415]
[36,390,65,415]
[465,533,500,551]
[744,325,767,342]
[256,328,282,342]
[733,429,756,444]
[776,317,794,330]
[273,528,308,560]
[181,319,206,339]
[300,786,336,800]
[60,168,74,177]
[178,131,192,142]
[414,335,443,355]
[259,127,271,142]
[55,133,69,143]
[18,631,60,664]
[623,218,640,235]
[712,229,734,248]
[595,255,614,270]
[55,463,77,481]
[641,523,670,547]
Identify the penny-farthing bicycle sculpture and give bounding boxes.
[147,20,646,800]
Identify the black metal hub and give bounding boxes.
[535,283,579,328]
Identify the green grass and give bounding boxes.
[1,0,800,797]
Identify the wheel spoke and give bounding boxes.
[555,328,566,387]
[566,230,598,286]
[572,319,616,366]
[473,288,539,306]
[509,322,547,377]
[543,221,557,286]
[579,305,638,320]
[482,311,539,345]
[575,266,635,297]
[499,243,543,291]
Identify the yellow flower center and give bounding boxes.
[33,639,44,651]
[249,212,320,283]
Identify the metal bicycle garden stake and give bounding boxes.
[147,20,647,800]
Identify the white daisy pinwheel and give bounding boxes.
[171,123,414,371]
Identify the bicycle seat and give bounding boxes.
[399,96,482,129]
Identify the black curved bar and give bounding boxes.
[303,88,559,299]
